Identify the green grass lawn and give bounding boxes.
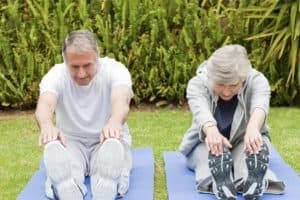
[0,107,299,200]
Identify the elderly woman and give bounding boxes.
[179,45,285,200]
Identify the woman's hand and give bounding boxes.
[244,127,263,154]
[204,125,232,156]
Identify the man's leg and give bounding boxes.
[44,140,86,200]
[90,138,126,200]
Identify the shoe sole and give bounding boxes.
[93,138,125,200]
[44,141,72,183]
[243,143,269,200]
[208,148,236,200]
[96,138,125,179]
[44,141,83,200]
[117,148,132,196]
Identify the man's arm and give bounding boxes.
[109,85,131,125]
[35,92,65,146]
[100,85,132,143]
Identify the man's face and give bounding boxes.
[213,80,243,101]
[65,49,97,86]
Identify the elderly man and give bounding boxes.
[35,30,133,200]
[179,45,285,200]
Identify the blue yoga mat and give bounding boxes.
[164,146,300,200]
[18,147,154,200]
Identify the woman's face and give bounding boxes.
[212,80,243,101]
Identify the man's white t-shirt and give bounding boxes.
[39,57,133,145]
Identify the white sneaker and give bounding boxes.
[117,168,131,197]
[118,147,132,196]
[92,138,125,200]
[44,141,83,200]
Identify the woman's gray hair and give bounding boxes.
[62,30,99,60]
[206,44,251,84]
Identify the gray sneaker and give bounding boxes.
[208,147,237,200]
[243,143,269,200]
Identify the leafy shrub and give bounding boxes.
[0,0,298,108]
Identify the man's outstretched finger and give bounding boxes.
[100,133,105,143]
[58,132,66,146]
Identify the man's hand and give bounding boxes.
[38,124,66,146]
[100,120,123,143]
[99,85,131,143]
[244,127,263,154]
[35,92,63,146]
[204,125,232,156]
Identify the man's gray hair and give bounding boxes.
[206,44,251,84]
[62,30,99,59]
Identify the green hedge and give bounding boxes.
[0,0,299,108]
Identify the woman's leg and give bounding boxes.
[186,143,212,192]
[232,137,270,199]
